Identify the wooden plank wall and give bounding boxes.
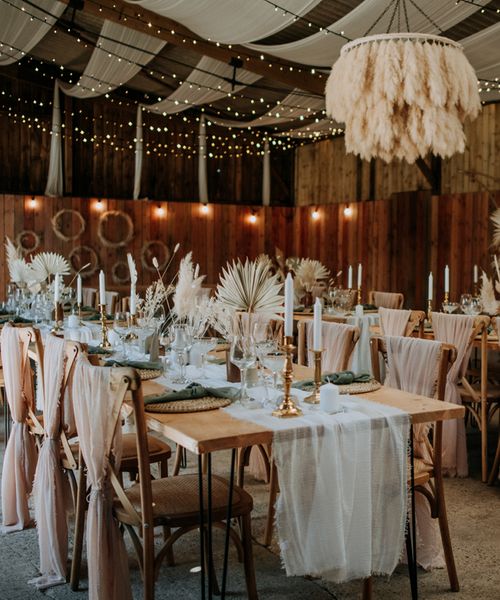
[295,103,500,205]
[0,191,497,309]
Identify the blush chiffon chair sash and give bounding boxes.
[379,307,412,336]
[306,320,358,371]
[72,356,132,600]
[385,335,445,569]
[431,313,476,477]
[30,335,70,589]
[372,291,404,309]
[1,323,37,532]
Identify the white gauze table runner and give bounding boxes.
[225,395,410,581]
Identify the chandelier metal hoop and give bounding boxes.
[341,32,463,56]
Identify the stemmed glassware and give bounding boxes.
[171,324,193,384]
[230,334,257,405]
[193,336,218,377]
[113,312,130,357]
[261,349,287,400]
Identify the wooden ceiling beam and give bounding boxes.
[76,0,325,96]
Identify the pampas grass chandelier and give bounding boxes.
[325,0,481,164]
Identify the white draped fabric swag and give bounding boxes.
[0,0,66,66]
[45,20,165,196]
[124,0,322,44]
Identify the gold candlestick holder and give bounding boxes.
[273,336,303,418]
[51,301,64,334]
[357,286,362,306]
[127,313,138,327]
[473,282,478,297]
[99,304,112,349]
[77,302,83,324]
[304,349,322,404]
[427,299,433,323]
[443,291,449,306]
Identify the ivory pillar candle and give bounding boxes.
[428,272,433,301]
[444,265,450,294]
[284,273,293,338]
[313,298,322,351]
[99,270,106,306]
[347,265,353,289]
[320,383,340,413]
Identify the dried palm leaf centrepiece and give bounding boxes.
[325,32,481,163]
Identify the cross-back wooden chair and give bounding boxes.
[368,290,404,309]
[72,362,257,600]
[369,335,459,595]
[296,319,360,369]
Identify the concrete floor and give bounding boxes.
[0,427,499,600]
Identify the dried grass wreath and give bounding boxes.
[97,210,134,248]
[68,245,99,279]
[141,240,170,272]
[111,260,130,284]
[16,230,40,255]
[51,208,86,242]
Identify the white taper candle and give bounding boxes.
[313,297,322,351]
[54,273,60,303]
[347,265,353,289]
[357,263,362,288]
[130,284,136,315]
[428,272,433,301]
[99,270,106,306]
[284,273,294,338]
[473,264,478,284]
[444,265,449,294]
[77,274,82,304]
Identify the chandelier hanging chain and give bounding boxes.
[363,0,399,36]
[407,0,444,34]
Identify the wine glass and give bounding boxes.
[171,324,192,384]
[113,312,129,356]
[460,294,473,314]
[193,336,218,377]
[230,334,257,405]
[261,349,287,401]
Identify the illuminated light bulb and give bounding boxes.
[311,208,320,220]
[249,212,257,224]
[344,205,353,218]
[29,196,36,208]
[156,204,166,216]
[95,199,104,211]
[200,203,209,214]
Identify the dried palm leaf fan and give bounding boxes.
[325,0,481,163]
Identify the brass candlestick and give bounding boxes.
[427,299,433,323]
[443,291,449,306]
[77,302,83,324]
[51,301,64,334]
[304,349,322,404]
[127,313,138,327]
[99,304,112,349]
[357,286,362,306]
[474,282,478,297]
[273,335,303,418]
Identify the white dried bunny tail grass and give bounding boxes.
[480,272,499,315]
[326,37,481,163]
[173,251,205,320]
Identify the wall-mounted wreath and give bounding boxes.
[68,245,99,279]
[140,240,170,272]
[111,260,131,284]
[16,230,40,255]
[51,208,86,242]
[97,210,134,248]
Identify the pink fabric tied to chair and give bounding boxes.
[379,307,412,337]
[372,291,404,309]
[1,323,37,532]
[30,335,70,589]
[432,313,476,478]
[71,356,132,600]
[306,320,358,371]
[385,335,445,570]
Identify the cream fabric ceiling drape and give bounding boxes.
[0,0,66,65]
[124,0,322,44]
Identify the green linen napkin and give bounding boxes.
[292,370,371,391]
[87,346,113,355]
[362,304,378,310]
[144,382,239,405]
[104,359,163,370]
[83,312,113,321]
[0,316,33,325]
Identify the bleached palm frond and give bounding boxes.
[172,252,206,320]
[30,251,70,280]
[5,236,22,262]
[127,252,138,286]
[480,271,499,315]
[296,258,330,292]
[216,258,283,319]
[8,257,35,284]
[491,209,500,248]
[285,256,301,274]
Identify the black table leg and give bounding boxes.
[207,453,213,600]
[198,454,206,600]
[221,449,236,599]
[406,425,418,600]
